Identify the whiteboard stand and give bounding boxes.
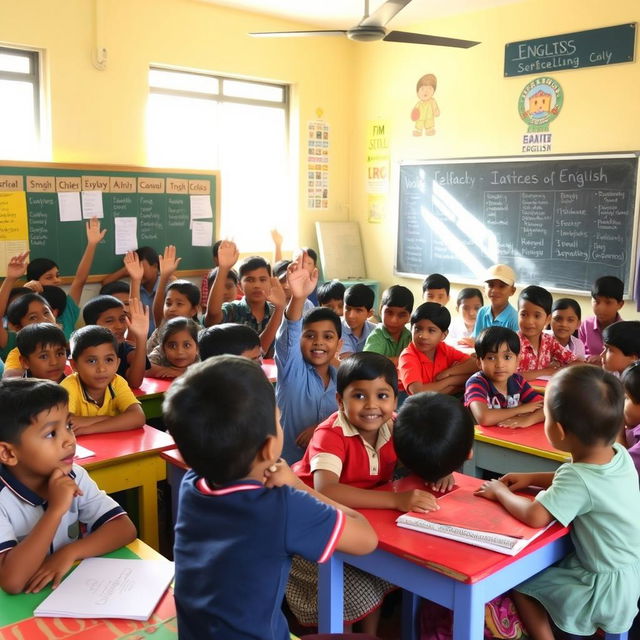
[315,221,367,280]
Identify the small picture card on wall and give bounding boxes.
[307,119,329,209]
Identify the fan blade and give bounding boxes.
[360,0,412,28]
[249,30,347,38]
[384,30,480,48]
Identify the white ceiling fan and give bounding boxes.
[249,0,479,48]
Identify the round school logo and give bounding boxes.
[518,76,563,133]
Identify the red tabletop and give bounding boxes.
[133,376,172,397]
[76,424,175,465]
[262,358,277,382]
[476,422,569,459]
[361,473,569,584]
[160,447,188,470]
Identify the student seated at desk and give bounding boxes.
[62,326,145,436]
[163,356,376,640]
[472,264,520,340]
[339,283,376,361]
[422,272,450,305]
[516,285,577,382]
[0,378,136,594]
[601,320,640,376]
[465,327,544,428]
[16,323,68,383]
[398,302,477,395]
[205,266,239,305]
[198,323,261,361]
[99,280,131,318]
[317,279,345,317]
[477,365,640,640]
[446,286,483,347]
[544,297,585,359]
[148,317,200,375]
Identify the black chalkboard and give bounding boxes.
[396,155,639,296]
[0,162,219,279]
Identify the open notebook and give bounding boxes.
[396,485,554,556]
[34,557,174,621]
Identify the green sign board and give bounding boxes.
[505,23,636,77]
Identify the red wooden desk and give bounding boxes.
[76,425,175,550]
[160,448,188,524]
[530,377,549,394]
[133,377,172,420]
[318,473,572,639]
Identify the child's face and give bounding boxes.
[459,296,483,328]
[111,292,131,317]
[344,305,370,332]
[21,342,67,382]
[240,345,262,362]
[38,267,61,287]
[338,376,396,440]
[4,403,75,478]
[322,298,344,317]
[300,319,341,368]
[485,280,515,310]
[164,290,197,321]
[423,289,449,305]
[140,259,159,285]
[163,329,198,369]
[550,307,580,344]
[381,305,410,338]
[601,343,636,374]
[222,278,239,303]
[518,300,550,340]
[72,343,119,392]
[17,301,56,329]
[240,267,270,304]
[96,306,128,343]
[479,341,518,384]
[592,295,623,326]
[411,318,446,355]
[624,393,640,428]
[417,84,434,100]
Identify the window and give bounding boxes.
[147,68,292,251]
[0,46,43,160]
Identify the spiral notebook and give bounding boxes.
[396,485,554,556]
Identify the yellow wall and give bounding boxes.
[350,0,640,320]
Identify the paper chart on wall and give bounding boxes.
[191,220,213,247]
[0,191,29,277]
[58,192,82,222]
[81,190,104,219]
[114,217,138,254]
[307,119,329,210]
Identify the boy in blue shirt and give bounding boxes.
[340,283,376,360]
[473,264,519,338]
[275,252,342,463]
[163,355,376,640]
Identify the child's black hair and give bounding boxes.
[100,281,130,297]
[551,297,581,320]
[301,247,318,265]
[0,378,69,444]
[7,293,51,327]
[393,392,474,483]
[163,356,276,484]
[344,283,374,310]
[546,365,624,446]
[456,287,484,308]
[135,246,160,269]
[82,295,124,325]
[212,240,221,259]
[165,279,200,311]
[410,302,451,332]
[272,260,290,281]
[381,285,414,313]
[16,323,67,358]
[602,321,640,358]
[475,327,521,359]
[317,280,346,305]
[518,285,553,316]
[422,273,450,295]
[592,275,624,302]
[26,257,58,282]
[238,256,271,278]
[160,317,200,347]
[207,267,239,290]
[70,325,118,360]
[7,287,32,306]
[198,323,260,360]
[302,307,342,337]
[622,362,640,405]
[41,285,67,317]
[337,352,398,396]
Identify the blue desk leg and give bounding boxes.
[318,555,344,633]
[452,583,485,640]
[401,590,420,640]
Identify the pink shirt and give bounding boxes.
[578,314,623,357]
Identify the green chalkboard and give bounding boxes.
[0,161,219,279]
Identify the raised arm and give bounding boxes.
[153,246,181,327]
[205,240,238,326]
[68,218,106,304]
[123,298,149,388]
[258,276,286,355]
[285,252,318,322]
[0,252,30,347]
[123,250,143,300]
[271,228,283,263]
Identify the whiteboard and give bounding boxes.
[315,221,367,280]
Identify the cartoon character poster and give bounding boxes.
[518,76,563,133]
[411,74,439,136]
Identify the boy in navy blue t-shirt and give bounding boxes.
[163,355,376,640]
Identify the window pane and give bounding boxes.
[149,68,218,95]
[222,79,284,102]
[0,52,30,74]
[146,93,219,169]
[0,79,38,159]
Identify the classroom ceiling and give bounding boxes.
[201,0,526,30]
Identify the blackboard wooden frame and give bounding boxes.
[0,161,220,282]
[394,153,640,298]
